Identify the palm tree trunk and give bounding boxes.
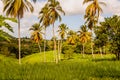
[103,46,106,54]
[38,41,41,53]
[44,28,46,62]
[99,47,103,58]
[58,40,60,61]
[53,23,58,63]
[59,39,62,61]
[83,43,85,58]
[18,15,21,64]
[91,29,94,58]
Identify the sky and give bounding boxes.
[0,0,120,39]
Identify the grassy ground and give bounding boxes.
[0,52,120,80]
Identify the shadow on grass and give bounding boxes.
[92,57,116,62]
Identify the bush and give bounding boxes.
[1,46,10,56]
[62,43,75,59]
[74,42,82,54]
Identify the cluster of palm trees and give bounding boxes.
[1,0,105,64]
[31,0,65,63]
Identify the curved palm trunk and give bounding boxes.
[59,39,62,61]
[58,40,61,61]
[18,15,21,64]
[58,40,60,61]
[38,41,41,53]
[99,47,103,58]
[53,23,58,63]
[91,29,94,58]
[44,29,46,62]
[83,43,85,58]
[103,46,106,54]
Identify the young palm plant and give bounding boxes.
[2,0,34,64]
[29,23,43,53]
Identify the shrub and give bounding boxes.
[62,43,75,59]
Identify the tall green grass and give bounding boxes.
[0,52,120,80]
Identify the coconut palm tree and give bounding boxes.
[77,25,91,57]
[57,23,68,61]
[83,0,106,57]
[83,0,106,20]
[39,4,50,62]
[47,0,65,63]
[3,0,34,64]
[29,23,43,53]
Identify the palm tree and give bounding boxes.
[67,30,77,45]
[77,25,91,57]
[57,23,68,61]
[0,15,17,42]
[83,0,106,21]
[47,0,65,63]
[3,0,34,64]
[83,0,106,57]
[29,23,43,53]
[39,4,50,62]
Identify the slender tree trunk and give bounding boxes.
[38,41,41,53]
[38,41,42,62]
[53,23,58,63]
[58,40,60,61]
[103,46,106,54]
[59,39,62,61]
[83,43,85,58]
[44,28,46,62]
[99,47,103,58]
[116,52,120,60]
[91,29,94,58]
[18,15,21,64]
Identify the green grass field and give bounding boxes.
[0,52,120,80]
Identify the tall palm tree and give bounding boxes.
[3,0,34,64]
[39,4,50,62]
[29,23,43,53]
[83,0,106,57]
[57,23,68,61]
[77,25,91,57]
[83,0,106,21]
[48,0,65,63]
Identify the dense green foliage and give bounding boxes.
[0,38,54,58]
[98,15,120,60]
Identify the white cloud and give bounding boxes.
[1,0,120,39]
[24,1,47,17]
[101,0,120,15]
[59,0,120,15]
[59,0,86,15]
[99,16,104,22]
[0,1,3,14]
